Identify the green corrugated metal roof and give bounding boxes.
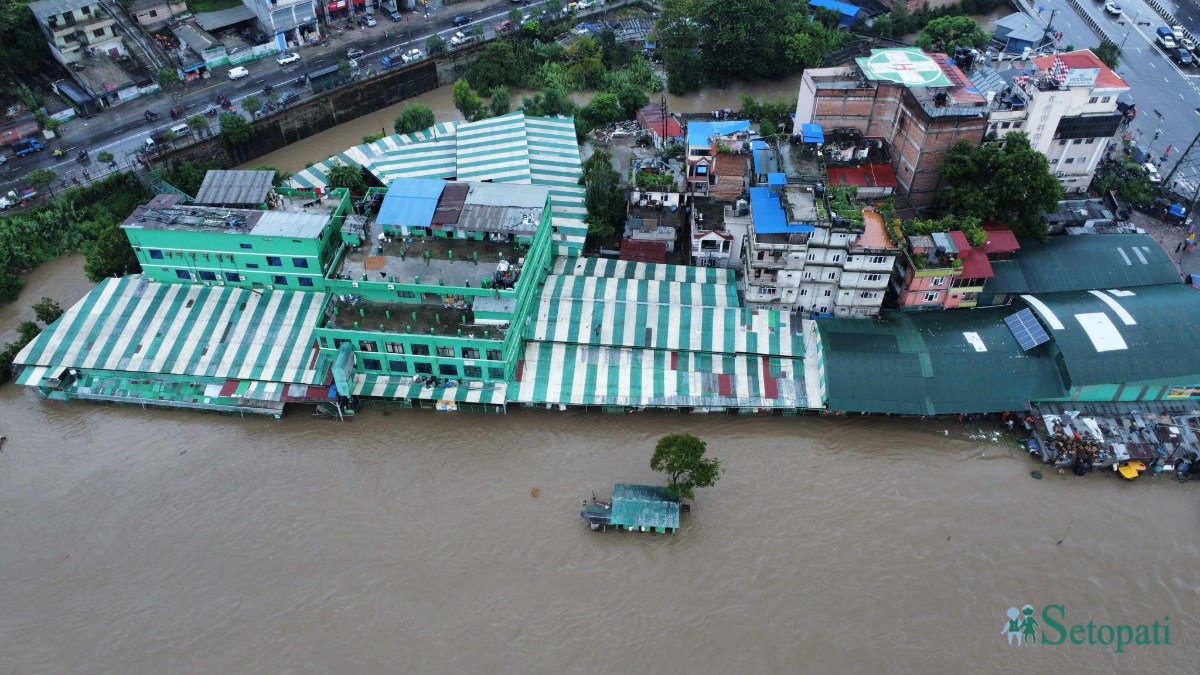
[611,483,680,530]
[818,308,1066,414]
[1020,285,1200,388]
[983,234,1180,295]
[14,276,328,385]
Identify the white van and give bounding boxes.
[169,122,191,138]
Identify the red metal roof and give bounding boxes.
[619,239,668,263]
[1032,50,1129,90]
[825,164,899,189]
[982,225,1020,255]
[931,53,986,105]
[638,105,682,139]
[711,153,748,201]
[947,229,994,278]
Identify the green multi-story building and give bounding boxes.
[315,179,555,408]
[122,186,351,291]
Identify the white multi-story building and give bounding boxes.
[245,0,319,50]
[983,49,1129,194]
[29,0,125,66]
[743,183,899,318]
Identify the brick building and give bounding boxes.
[794,47,990,204]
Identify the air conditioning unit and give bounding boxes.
[351,281,359,288]
[387,284,395,290]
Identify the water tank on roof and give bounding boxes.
[736,198,749,216]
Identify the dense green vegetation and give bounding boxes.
[0,173,150,305]
[580,149,625,243]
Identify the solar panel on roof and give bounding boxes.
[1005,308,1050,351]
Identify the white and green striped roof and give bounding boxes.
[14,276,328,386]
[353,373,507,405]
[555,256,737,284]
[288,112,586,255]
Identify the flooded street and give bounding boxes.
[2,263,1199,673]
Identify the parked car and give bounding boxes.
[496,20,513,32]
[401,48,423,64]
[228,66,249,80]
[576,0,592,9]
[453,15,472,26]
[1103,2,1121,15]
[385,8,402,21]
[359,15,377,27]
[1175,47,1195,66]
[277,52,300,65]
[347,47,364,59]
[1144,162,1163,183]
[1157,26,1178,49]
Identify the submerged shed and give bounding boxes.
[610,483,681,533]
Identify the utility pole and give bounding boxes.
[1120,12,1140,50]
[1163,127,1200,186]
[660,94,667,152]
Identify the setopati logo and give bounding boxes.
[1003,604,1171,653]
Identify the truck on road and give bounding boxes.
[10,137,44,157]
[1157,26,1178,50]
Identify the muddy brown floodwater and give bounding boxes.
[3,77,1199,673]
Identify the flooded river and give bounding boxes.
[2,258,1199,673]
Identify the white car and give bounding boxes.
[276,52,300,66]
[401,48,423,64]
[228,66,249,80]
[1143,162,1162,183]
[576,0,592,8]
[1103,2,1121,15]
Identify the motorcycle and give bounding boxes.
[203,105,218,117]
[144,110,159,121]
[170,106,181,119]
[76,149,88,163]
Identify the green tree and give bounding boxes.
[0,269,22,304]
[362,131,386,144]
[696,0,788,84]
[453,78,485,122]
[155,67,181,88]
[489,86,511,117]
[325,160,367,193]
[0,8,48,81]
[217,112,253,146]
[187,114,210,136]
[915,16,989,52]
[16,83,42,111]
[241,94,263,118]
[546,0,563,15]
[26,168,57,196]
[83,224,141,282]
[15,320,40,344]
[507,8,523,26]
[394,102,435,134]
[650,432,722,501]
[96,151,114,164]
[1095,40,1120,70]
[32,297,63,324]
[427,34,447,57]
[580,149,625,243]
[468,40,519,91]
[614,83,649,119]
[165,158,226,196]
[655,10,704,95]
[338,58,353,81]
[581,92,623,128]
[935,133,1064,239]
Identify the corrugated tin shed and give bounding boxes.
[1019,285,1200,388]
[611,483,680,531]
[13,276,328,386]
[251,211,330,239]
[687,120,750,147]
[378,178,445,228]
[194,170,276,207]
[818,308,1066,414]
[619,239,667,263]
[983,234,1179,295]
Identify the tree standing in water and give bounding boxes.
[651,432,722,501]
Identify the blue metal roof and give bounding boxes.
[768,173,787,187]
[810,0,863,26]
[801,123,825,143]
[750,186,815,234]
[378,178,445,228]
[687,120,751,147]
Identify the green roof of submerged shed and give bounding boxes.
[984,234,1180,295]
[817,308,1066,415]
[611,483,680,530]
[1020,284,1200,387]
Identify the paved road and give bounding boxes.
[0,0,578,193]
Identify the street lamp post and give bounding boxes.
[1121,12,1141,50]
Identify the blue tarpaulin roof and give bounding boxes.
[687,120,751,146]
[801,123,825,143]
[378,178,445,227]
[750,186,815,234]
[768,173,787,187]
[1170,203,1185,217]
[809,0,863,27]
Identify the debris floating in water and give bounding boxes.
[1030,470,1043,480]
[530,487,540,499]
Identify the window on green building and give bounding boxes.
[175,269,191,279]
[386,342,404,354]
[436,346,455,358]
[299,278,314,287]
[389,360,408,373]
[414,362,433,374]
[240,243,253,249]
[150,249,164,259]
[411,344,430,356]
[199,271,217,281]
[438,364,457,376]
[359,340,378,352]
[363,358,382,370]
[267,256,282,266]
[486,349,502,361]
[463,365,482,378]
[225,272,241,282]
[273,276,287,285]
[397,290,416,299]
[292,258,309,268]
[245,263,259,269]
[488,368,504,379]
[462,347,480,359]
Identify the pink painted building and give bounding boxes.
[891,225,1018,309]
